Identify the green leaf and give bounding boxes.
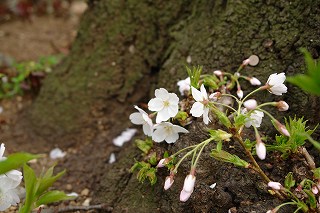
[208,129,232,141]
[211,107,231,128]
[287,74,320,95]
[135,138,153,154]
[174,111,189,121]
[186,65,202,88]
[312,168,320,179]
[148,152,158,166]
[145,168,157,185]
[203,76,219,90]
[36,169,66,197]
[211,149,249,168]
[36,190,73,206]
[284,172,295,189]
[20,164,38,213]
[0,153,40,175]
[304,189,317,209]
[234,114,247,129]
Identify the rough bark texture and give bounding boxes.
[25,0,320,212]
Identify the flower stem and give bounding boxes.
[232,133,270,183]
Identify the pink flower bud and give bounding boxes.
[249,77,261,86]
[256,142,266,160]
[243,99,257,110]
[213,70,223,76]
[157,159,166,168]
[248,55,259,66]
[276,101,289,111]
[180,189,192,202]
[237,89,243,99]
[164,176,174,190]
[312,185,319,194]
[183,174,196,193]
[274,120,290,137]
[268,181,282,190]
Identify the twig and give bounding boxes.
[35,204,113,213]
[299,146,316,170]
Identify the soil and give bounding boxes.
[0,2,110,212]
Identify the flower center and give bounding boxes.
[163,100,170,107]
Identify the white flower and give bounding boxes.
[129,106,153,136]
[276,101,289,111]
[243,99,257,110]
[256,142,266,160]
[152,122,188,143]
[266,73,287,95]
[268,181,282,190]
[249,77,261,85]
[164,176,174,190]
[0,175,22,211]
[243,109,264,128]
[180,174,196,202]
[177,77,191,96]
[190,85,210,124]
[148,88,179,123]
[237,89,243,99]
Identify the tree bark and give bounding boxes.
[24,0,320,212]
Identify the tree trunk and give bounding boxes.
[23,0,320,212]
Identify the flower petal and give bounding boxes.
[190,102,204,117]
[152,127,167,142]
[148,98,164,111]
[167,104,178,117]
[165,133,179,143]
[142,123,153,136]
[155,88,169,100]
[191,86,203,102]
[200,84,208,100]
[180,190,192,202]
[202,107,210,124]
[156,108,170,123]
[172,125,189,133]
[129,112,144,125]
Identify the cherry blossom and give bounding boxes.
[190,85,211,124]
[237,89,243,99]
[148,88,179,123]
[152,122,188,143]
[243,109,264,128]
[0,175,21,211]
[266,73,287,95]
[177,77,191,96]
[129,106,153,136]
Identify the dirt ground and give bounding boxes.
[0,1,111,212]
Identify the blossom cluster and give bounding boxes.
[130,88,189,143]
[0,143,23,211]
[130,55,292,202]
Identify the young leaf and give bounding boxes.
[284,172,296,189]
[312,167,320,179]
[36,169,66,197]
[35,190,74,206]
[0,153,40,175]
[19,164,38,213]
[135,138,153,154]
[211,149,249,168]
[211,107,231,128]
